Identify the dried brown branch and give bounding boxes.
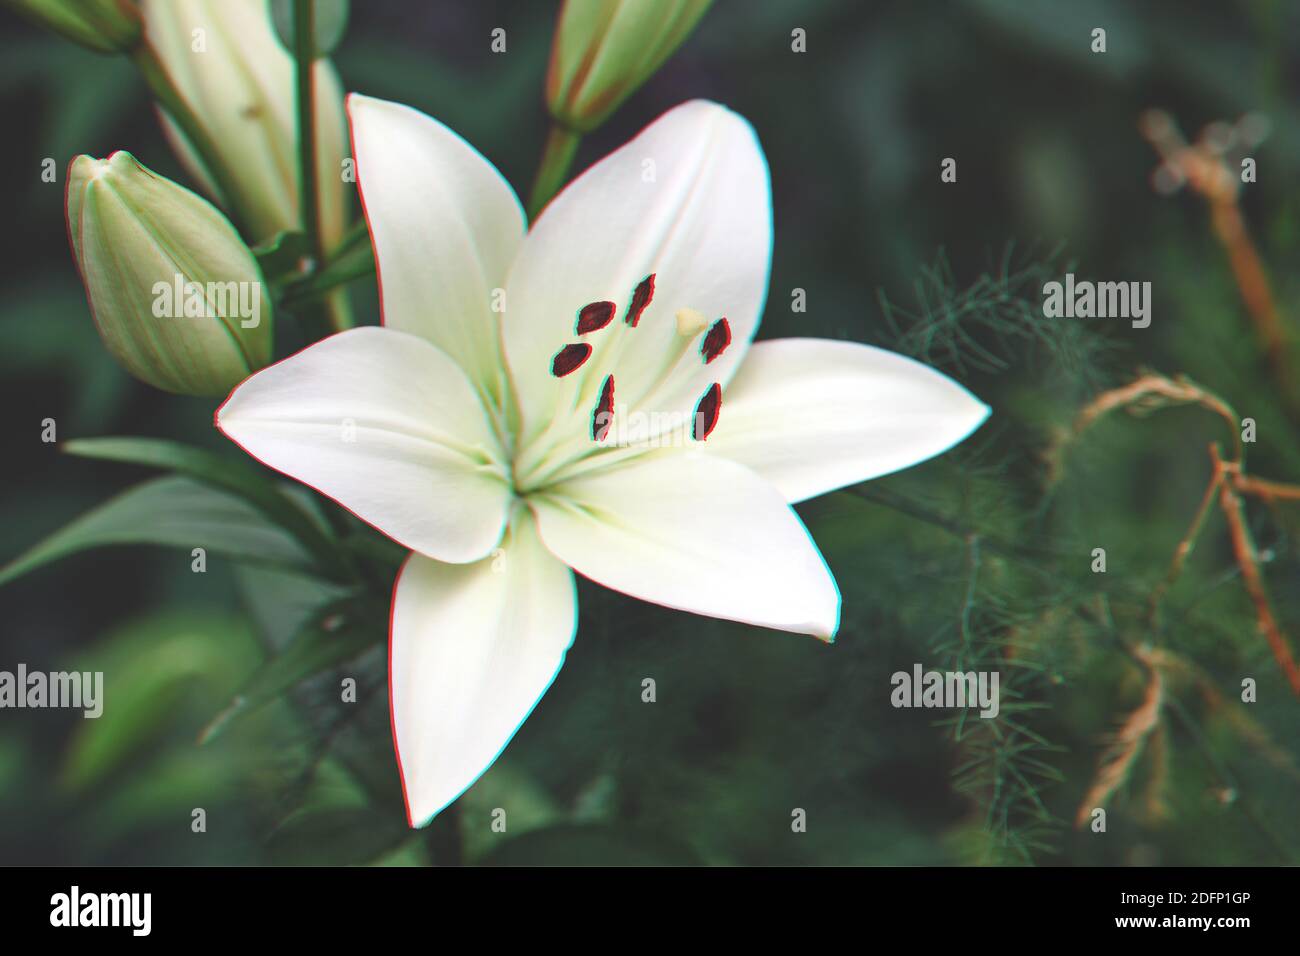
[1070,371,1240,455]
[1142,722,1170,822]
[1070,367,1300,697]
[1046,371,1241,490]
[1074,646,1165,828]
[1211,444,1300,697]
[1233,473,1300,504]
[1140,109,1300,417]
[1147,467,1221,626]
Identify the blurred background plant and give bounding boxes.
[1,0,1299,866]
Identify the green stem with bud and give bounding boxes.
[527,123,582,221]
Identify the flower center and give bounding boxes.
[515,273,733,493]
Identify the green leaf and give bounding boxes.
[61,611,261,792]
[459,763,562,862]
[478,824,702,866]
[268,806,407,865]
[271,0,350,58]
[200,595,383,743]
[235,563,352,653]
[62,437,351,581]
[0,476,314,587]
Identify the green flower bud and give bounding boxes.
[140,0,348,247]
[4,0,142,53]
[545,0,712,133]
[66,152,273,397]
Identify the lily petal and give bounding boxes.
[349,93,526,398]
[390,511,576,827]
[530,452,839,639]
[705,339,991,503]
[504,100,771,452]
[216,326,510,564]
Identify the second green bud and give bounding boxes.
[66,152,273,397]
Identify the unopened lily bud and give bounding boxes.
[4,0,141,53]
[140,0,348,247]
[66,152,272,396]
[546,0,712,133]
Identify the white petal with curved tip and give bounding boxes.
[349,93,525,396]
[216,326,510,564]
[390,512,577,826]
[530,452,839,639]
[705,339,990,503]
[503,100,771,454]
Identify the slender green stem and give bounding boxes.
[846,485,1067,565]
[293,0,322,263]
[332,217,371,258]
[289,0,354,338]
[527,123,582,221]
[129,39,246,233]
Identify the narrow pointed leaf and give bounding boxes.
[62,437,351,581]
[200,596,383,743]
[0,476,314,587]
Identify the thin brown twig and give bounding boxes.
[1070,371,1240,459]
[1075,646,1165,828]
[1210,444,1300,697]
[1233,473,1300,503]
[1148,468,1221,626]
[1071,372,1300,698]
[1142,722,1170,822]
[1140,110,1298,414]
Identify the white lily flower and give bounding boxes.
[216,94,990,826]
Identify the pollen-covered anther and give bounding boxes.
[551,342,592,377]
[701,317,731,364]
[591,374,615,441]
[693,383,722,441]
[576,300,616,334]
[675,307,709,337]
[624,274,655,326]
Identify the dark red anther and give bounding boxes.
[624,274,655,327]
[576,301,616,334]
[592,375,615,441]
[551,343,591,377]
[700,318,731,364]
[693,383,722,441]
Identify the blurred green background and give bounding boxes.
[2,0,1299,866]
